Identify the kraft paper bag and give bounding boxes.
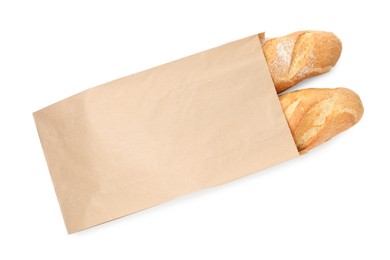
[34,34,299,234]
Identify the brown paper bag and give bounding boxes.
[33,34,299,234]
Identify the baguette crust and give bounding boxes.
[279,88,363,153]
[261,31,342,93]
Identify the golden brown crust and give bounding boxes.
[279,88,364,153]
[261,31,342,93]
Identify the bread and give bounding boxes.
[261,31,342,93]
[279,88,364,153]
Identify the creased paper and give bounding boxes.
[34,34,299,234]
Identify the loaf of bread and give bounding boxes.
[279,88,364,153]
[261,31,342,93]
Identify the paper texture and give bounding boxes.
[34,34,299,234]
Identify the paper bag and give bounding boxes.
[34,34,299,234]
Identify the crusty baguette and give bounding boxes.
[261,31,342,93]
[279,88,363,153]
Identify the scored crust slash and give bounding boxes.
[33,31,363,233]
[261,31,363,153]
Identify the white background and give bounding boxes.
[1,0,389,259]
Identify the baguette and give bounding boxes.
[279,88,364,153]
[261,31,342,93]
